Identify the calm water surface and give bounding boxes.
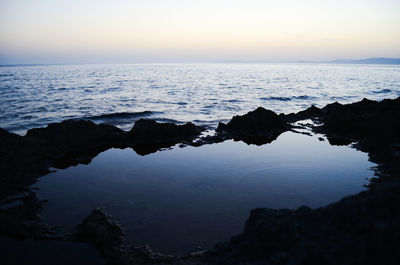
[34,132,374,254]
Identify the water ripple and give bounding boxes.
[0,63,399,134]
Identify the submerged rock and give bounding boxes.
[72,208,183,265]
[0,192,54,239]
[72,208,126,248]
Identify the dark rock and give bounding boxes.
[322,98,400,138]
[218,107,287,132]
[1,97,400,265]
[216,107,289,144]
[327,137,353,146]
[0,129,50,199]
[0,192,54,239]
[0,118,205,198]
[321,101,343,115]
[26,119,124,168]
[205,180,400,265]
[119,245,175,265]
[72,208,126,248]
[128,119,205,155]
[129,119,204,142]
[26,119,123,142]
[283,97,400,177]
[72,208,180,265]
[284,105,323,122]
[204,97,400,264]
[298,104,323,117]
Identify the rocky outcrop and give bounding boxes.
[128,119,205,155]
[1,97,399,265]
[0,119,205,199]
[216,107,290,145]
[129,119,204,141]
[204,177,400,265]
[0,192,54,239]
[283,97,400,177]
[72,208,126,248]
[26,119,125,169]
[72,208,195,265]
[202,97,400,264]
[283,104,323,122]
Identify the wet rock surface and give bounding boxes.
[216,107,290,145]
[128,119,205,155]
[289,97,400,178]
[0,119,206,200]
[72,208,126,248]
[204,179,400,265]
[0,97,399,264]
[0,192,54,240]
[202,97,400,265]
[72,208,189,265]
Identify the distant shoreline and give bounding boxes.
[296,57,400,65]
[1,57,400,66]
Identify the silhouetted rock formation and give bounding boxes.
[72,208,180,265]
[129,119,204,141]
[128,118,205,155]
[0,119,205,199]
[201,97,400,265]
[216,107,290,144]
[26,119,124,168]
[0,97,399,265]
[0,192,54,239]
[204,178,400,265]
[72,208,126,248]
[287,97,400,177]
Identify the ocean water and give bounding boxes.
[0,63,399,134]
[1,63,388,258]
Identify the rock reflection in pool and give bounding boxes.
[34,131,374,255]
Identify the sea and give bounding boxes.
[0,63,399,135]
[0,63,399,260]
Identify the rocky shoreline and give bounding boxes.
[1,97,399,264]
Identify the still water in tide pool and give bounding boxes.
[33,132,375,255]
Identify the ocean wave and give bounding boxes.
[260,95,317,101]
[372,89,392,94]
[260,96,291,101]
[154,118,181,124]
[0,73,13,77]
[223,99,243,103]
[85,111,157,121]
[292,95,318,100]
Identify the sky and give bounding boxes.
[0,0,399,64]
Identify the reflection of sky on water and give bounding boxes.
[35,132,374,254]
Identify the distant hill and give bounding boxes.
[298,57,400,65]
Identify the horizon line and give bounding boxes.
[1,57,400,67]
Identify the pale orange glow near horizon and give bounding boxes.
[0,0,399,63]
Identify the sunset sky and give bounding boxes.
[0,0,399,64]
